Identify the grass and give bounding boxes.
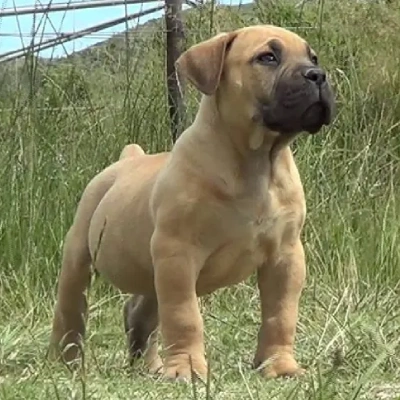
[1,0,400,399]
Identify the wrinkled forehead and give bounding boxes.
[229,25,311,60]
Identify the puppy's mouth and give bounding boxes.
[300,101,331,134]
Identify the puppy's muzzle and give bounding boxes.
[261,65,335,135]
[300,66,333,134]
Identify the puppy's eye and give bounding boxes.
[311,55,318,65]
[255,52,278,65]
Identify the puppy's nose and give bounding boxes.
[303,67,326,86]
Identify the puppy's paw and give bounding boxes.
[146,355,164,375]
[162,354,207,383]
[48,340,81,364]
[254,354,305,379]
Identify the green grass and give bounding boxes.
[1,1,400,399]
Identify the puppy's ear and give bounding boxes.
[175,32,236,96]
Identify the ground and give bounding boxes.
[1,276,399,399]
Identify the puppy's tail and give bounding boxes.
[119,144,145,160]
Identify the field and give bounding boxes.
[0,1,400,399]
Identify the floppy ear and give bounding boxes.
[175,32,236,96]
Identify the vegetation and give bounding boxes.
[1,1,399,398]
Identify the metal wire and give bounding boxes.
[0,0,160,17]
[0,26,317,39]
[0,5,164,63]
[0,31,159,37]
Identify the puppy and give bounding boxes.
[49,25,334,381]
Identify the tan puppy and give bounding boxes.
[49,25,334,381]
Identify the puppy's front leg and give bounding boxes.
[151,232,207,381]
[254,240,306,378]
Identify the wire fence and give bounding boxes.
[0,1,171,61]
[0,0,189,141]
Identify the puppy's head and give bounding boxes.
[176,25,335,138]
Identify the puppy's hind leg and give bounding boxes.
[49,165,118,363]
[123,294,162,374]
[49,227,92,363]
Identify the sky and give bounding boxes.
[0,0,251,59]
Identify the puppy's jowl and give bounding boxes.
[49,25,335,381]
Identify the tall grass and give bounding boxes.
[0,1,399,399]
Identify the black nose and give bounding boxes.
[303,67,326,86]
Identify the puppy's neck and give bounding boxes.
[193,96,291,166]
[179,95,294,195]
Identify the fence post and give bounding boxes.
[165,0,185,144]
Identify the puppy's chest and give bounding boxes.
[252,192,298,239]
[198,188,304,294]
